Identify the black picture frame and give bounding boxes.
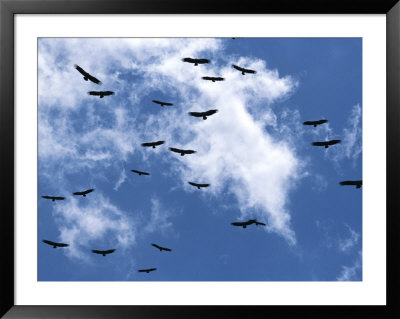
[1,0,399,318]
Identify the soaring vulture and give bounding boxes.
[231,219,266,228]
[73,188,94,197]
[182,57,210,66]
[188,182,210,189]
[232,64,256,75]
[74,64,102,84]
[312,139,341,148]
[42,239,69,248]
[141,141,165,149]
[151,243,172,252]
[91,249,116,256]
[303,119,328,127]
[131,169,150,176]
[42,195,65,202]
[138,268,157,273]
[88,91,114,98]
[339,180,362,188]
[188,109,218,120]
[152,100,173,107]
[169,147,196,156]
[202,76,225,82]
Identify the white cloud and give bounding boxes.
[113,168,127,191]
[338,224,360,253]
[336,251,362,281]
[39,38,304,247]
[143,198,175,235]
[52,193,136,261]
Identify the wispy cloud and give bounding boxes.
[338,224,360,253]
[143,197,175,236]
[336,251,362,281]
[52,192,137,261]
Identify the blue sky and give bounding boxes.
[38,38,362,281]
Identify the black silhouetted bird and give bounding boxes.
[151,243,172,252]
[91,249,116,256]
[88,91,114,98]
[188,182,210,189]
[169,147,196,156]
[182,58,210,66]
[73,188,94,197]
[312,139,341,148]
[339,180,362,188]
[231,219,266,228]
[303,119,328,127]
[138,268,157,273]
[74,64,102,84]
[42,239,69,248]
[42,195,65,202]
[141,141,165,149]
[202,76,225,82]
[152,100,173,107]
[131,169,150,176]
[188,109,218,120]
[232,64,256,75]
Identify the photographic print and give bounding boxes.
[38,37,362,282]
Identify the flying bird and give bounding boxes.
[231,219,266,228]
[138,268,157,273]
[41,195,65,202]
[188,182,210,189]
[73,188,94,197]
[169,147,196,156]
[151,243,172,252]
[188,109,218,120]
[303,119,328,127]
[152,100,173,107]
[339,180,362,188]
[202,76,225,82]
[91,249,116,256]
[312,139,341,148]
[141,141,165,149]
[88,91,114,98]
[74,64,102,84]
[131,169,150,176]
[232,64,256,75]
[42,239,69,248]
[182,57,210,66]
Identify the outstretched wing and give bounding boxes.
[255,222,266,226]
[204,109,218,116]
[183,149,196,154]
[316,119,328,125]
[244,68,256,74]
[104,249,116,254]
[151,243,161,249]
[231,222,244,226]
[169,147,181,153]
[328,139,341,145]
[312,141,327,146]
[232,64,243,72]
[74,64,88,76]
[103,91,115,96]
[88,91,101,96]
[154,141,165,146]
[189,112,202,117]
[83,188,95,194]
[303,121,315,126]
[87,74,102,85]
[182,58,195,63]
[131,169,150,175]
[42,239,56,246]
